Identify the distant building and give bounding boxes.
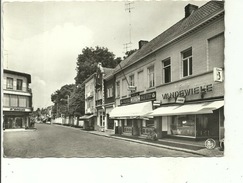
[3,69,33,129]
[80,73,96,130]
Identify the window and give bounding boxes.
[182,48,192,77]
[171,115,196,137]
[107,86,113,98]
[162,59,171,83]
[129,74,135,93]
[208,34,224,70]
[137,70,144,91]
[17,79,23,90]
[96,89,102,100]
[10,95,18,107]
[148,66,155,88]
[18,96,27,107]
[7,77,13,89]
[3,94,10,107]
[116,81,120,97]
[122,79,127,96]
[129,75,135,86]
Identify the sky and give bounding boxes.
[2,0,208,109]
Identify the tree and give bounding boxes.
[75,46,121,85]
[51,46,122,119]
[51,84,76,117]
[123,49,137,59]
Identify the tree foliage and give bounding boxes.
[75,46,121,85]
[51,46,122,118]
[123,49,137,60]
[51,84,76,117]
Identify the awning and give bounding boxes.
[79,114,95,120]
[149,106,180,116]
[150,100,224,116]
[109,101,153,119]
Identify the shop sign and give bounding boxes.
[128,86,136,91]
[131,92,140,103]
[10,107,26,111]
[120,97,131,105]
[176,97,185,104]
[213,67,223,82]
[153,100,161,106]
[162,84,213,99]
[140,92,156,101]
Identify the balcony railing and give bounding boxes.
[124,126,132,133]
[142,127,154,135]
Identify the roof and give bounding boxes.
[103,67,115,80]
[81,67,115,85]
[81,72,96,86]
[114,1,224,74]
[4,69,32,83]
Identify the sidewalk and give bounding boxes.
[3,128,37,132]
[86,130,224,157]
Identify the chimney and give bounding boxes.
[138,40,148,49]
[185,4,198,18]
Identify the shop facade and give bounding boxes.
[81,74,96,130]
[152,72,224,140]
[110,92,156,136]
[110,1,224,140]
[3,69,33,129]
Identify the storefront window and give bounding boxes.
[171,115,196,137]
[127,120,132,126]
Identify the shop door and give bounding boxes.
[16,117,23,128]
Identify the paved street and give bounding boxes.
[3,123,200,158]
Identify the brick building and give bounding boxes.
[109,1,225,141]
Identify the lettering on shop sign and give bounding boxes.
[120,97,131,105]
[162,84,213,99]
[10,107,25,111]
[140,92,156,101]
[131,92,140,103]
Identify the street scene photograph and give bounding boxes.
[2,0,226,159]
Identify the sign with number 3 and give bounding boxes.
[213,67,223,82]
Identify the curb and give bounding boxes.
[87,131,208,157]
[52,124,220,157]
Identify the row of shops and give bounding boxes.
[80,1,225,142]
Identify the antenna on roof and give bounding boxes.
[123,1,134,54]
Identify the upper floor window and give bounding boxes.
[182,48,192,77]
[162,59,171,83]
[4,94,30,108]
[116,81,120,97]
[107,86,113,98]
[7,77,13,89]
[129,74,135,86]
[96,89,102,100]
[137,70,144,91]
[122,79,127,96]
[148,66,155,88]
[17,79,23,90]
